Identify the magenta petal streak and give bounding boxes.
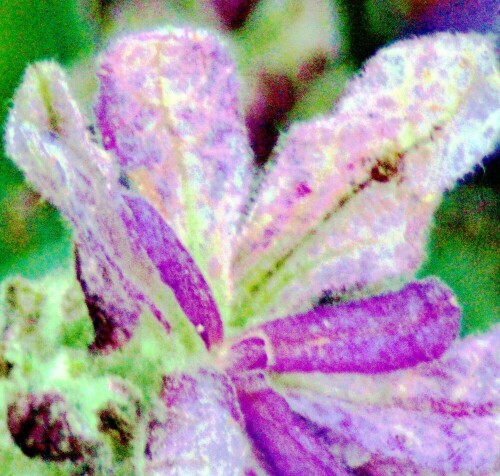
[123,195,223,348]
[233,373,351,476]
[234,279,460,373]
[282,327,500,474]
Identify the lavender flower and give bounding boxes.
[4,28,500,474]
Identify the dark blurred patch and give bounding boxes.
[405,0,499,34]
[246,54,330,166]
[210,0,260,30]
[245,72,297,165]
[297,54,328,84]
[8,393,89,462]
[469,149,500,191]
[338,0,383,66]
[98,0,114,9]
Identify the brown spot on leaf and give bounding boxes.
[0,357,13,378]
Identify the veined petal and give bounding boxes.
[4,62,171,352]
[96,28,254,310]
[229,279,460,373]
[232,32,499,325]
[145,369,260,475]
[275,327,500,474]
[233,373,350,476]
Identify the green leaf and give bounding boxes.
[418,184,500,335]
[0,0,94,280]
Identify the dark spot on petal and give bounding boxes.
[296,181,312,198]
[119,171,131,189]
[370,159,399,182]
[316,290,342,306]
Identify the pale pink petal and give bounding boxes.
[231,32,499,325]
[96,28,253,308]
[228,279,460,373]
[145,368,261,475]
[4,63,171,352]
[275,327,500,474]
[233,372,350,475]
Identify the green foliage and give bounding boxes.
[364,0,408,42]
[0,0,94,281]
[0,274,173,475]
[0,0,94,102]
[418,185,500,335]
[288,63,356,122]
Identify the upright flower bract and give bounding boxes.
[4,27,500,475]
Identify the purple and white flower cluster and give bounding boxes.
[5,27,499,474]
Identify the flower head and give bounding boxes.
[4,27,500,474]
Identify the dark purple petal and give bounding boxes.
[7,393,92,462]
[224,336,269,373]
[123,195,223,348]
[145,368,260,475]
[74,246,141,353]
[233,373,351,476]
[234,279,460,373]
[278,327,500,474]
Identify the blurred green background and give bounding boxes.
[0,0,498,334]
